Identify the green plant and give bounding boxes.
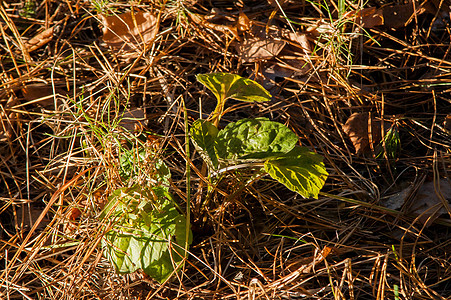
[91,0,115,15]
[101,152,191,283]
[376,124,400,160]
[306,0,379,78]
[98,113,191,283]
[20,0,36,18]
[191,73,328,198]
[101,183,191,283]
[100,73,327,284]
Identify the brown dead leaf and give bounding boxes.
[347,3,428,29]
[69,207,82,221]
[188,12,240,40]
[306,20,338,39]
[382,4,426,29]
[22,83,53,101]
[236,26,311,63]
[119,108,145,132]
[101,11,158,52]
[411,179,451,226]
[23,27,54,52]
[383,184,413,210]
[21,83,69,108]
[343,112,391,154]
[238,35,286,63]
[427,0,451,12]
[262,64,294,83]
[237,10,251,32]
[282,31,311,54]
[346,7,383,28]
[267,0,293,7]
[236,25,312,88]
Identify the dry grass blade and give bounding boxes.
[0,0,450,299]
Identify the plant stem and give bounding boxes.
[182,98,191,257]
[211,96,225,127]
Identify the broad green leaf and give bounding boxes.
[154,157,171,191]
[196,73,271,103]
[264,146,328,199]
[101,185,192,283]
[190,119,219,169]
[216,118,298,161]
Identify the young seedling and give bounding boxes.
[100,73,327,284]
[101,142,192,283]
[191,73,328,199]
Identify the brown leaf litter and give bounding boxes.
[100,11,158,53]
[23,27,54,52]
[343,112,393,155]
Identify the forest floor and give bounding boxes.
[1,0,451,299]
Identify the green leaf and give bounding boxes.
[190,119,219,169]
[119,147,146,181]
[264,146,328,199]
[216,118,298,162]
[196,73,272,103]
[376,125,400,160]
[101,185,192,283]
[154,157,171,191]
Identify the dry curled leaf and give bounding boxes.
[23,27,54,52]
[343,112,391,154]
[237,10,251,32]
[101,11,158,52]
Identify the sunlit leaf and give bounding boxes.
[216,118,298,161]
[264,146,328,199]
[196,73,271,103]
[101,185,191,283]
[190,119,219,169]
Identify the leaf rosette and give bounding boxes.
[101,183,191,283]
